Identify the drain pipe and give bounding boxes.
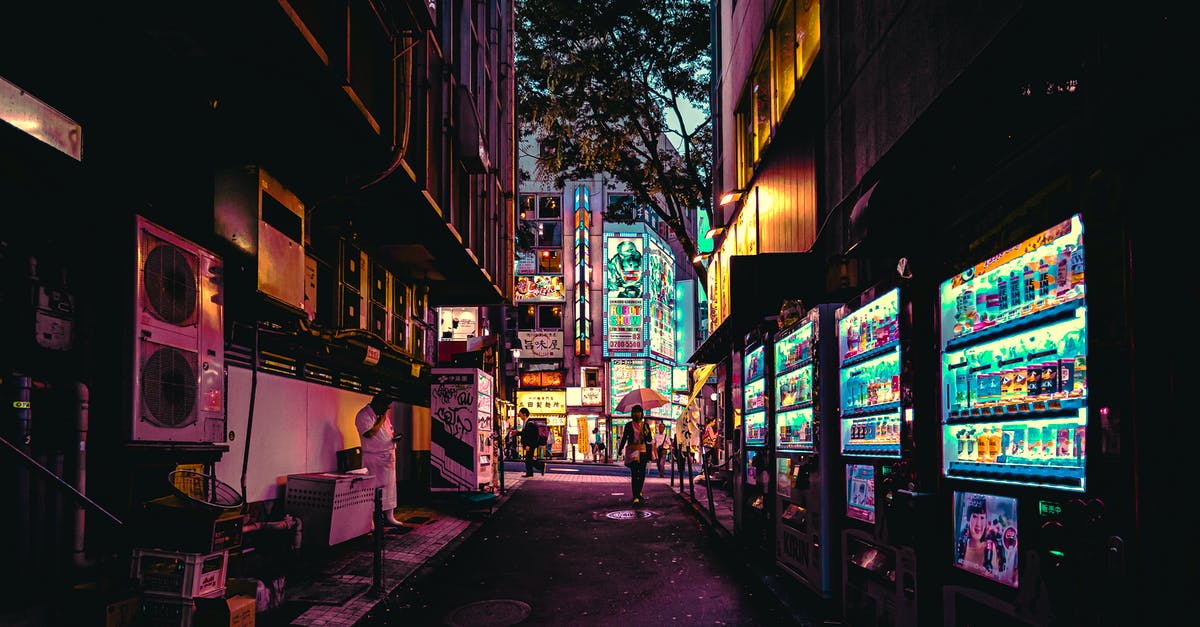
[72,382,90,568]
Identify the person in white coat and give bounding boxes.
[356,392,406,527]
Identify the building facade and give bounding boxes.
[511,136,702,459]
[704,1,1186,626]
[1,0,517,617]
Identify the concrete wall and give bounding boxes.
[216,367,415,504]
[821,0,1020,210]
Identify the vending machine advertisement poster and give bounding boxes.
[952,491,1018,588]
[846,464,876,523]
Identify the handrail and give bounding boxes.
[0,434,123,527]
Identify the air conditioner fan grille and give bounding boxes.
[144,244,198,325]
[141,346,198,427]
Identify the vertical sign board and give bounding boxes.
[574,185,592,356]
[603,234,646,355]
[430,368,493,492]
[647,238,676,360]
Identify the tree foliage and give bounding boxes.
[516,0,712,284]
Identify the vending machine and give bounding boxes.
[938,214,1117,625]
[430,368,495,492]
[735,328,772,557]
[774,303,840,600]
[837,281,938,627]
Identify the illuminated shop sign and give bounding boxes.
[603,234,646,354]
[519,370,565,388]
[516,390,567,415]
[574,186,592,356]
[649,361,673,418]
[647,239,675,360]
[608,358,648,414]
[515,275,565,301]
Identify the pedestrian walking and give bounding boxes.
[591,426,604,461]
[518,408,539,477]
[653,421,669,476]
[617,404,656,504]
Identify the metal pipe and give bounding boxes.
[72,382,90,568]
[14,375,33,565]
[370,487,385,597]
[1,434,122,526]
[241,513,303,552]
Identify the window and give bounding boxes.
[582,367,600,388]
[520,193,535,220]
[735,94,754,188]
[797,0,820,81]
[537,221,563,247]
[773,0,797,115]
[538,305,562,329]
[538,250,562,273]
[752,59,772,161]
[606,193,639,223]
[518,304,536,329]
[538,195,561,219]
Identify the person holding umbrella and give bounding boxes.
[617,404,656,505]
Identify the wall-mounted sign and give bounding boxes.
[519,370,564,388]
[581,386,603,406]
[646,239,676,360]
[574,185,592,357]
[515,275,565,301]
[518,330,564,358]
[603,234,646,354]
[608,359,647,414]
[516,390,567,415]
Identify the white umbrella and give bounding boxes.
[615,387,671,413]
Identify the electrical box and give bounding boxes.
[214,165,306,313]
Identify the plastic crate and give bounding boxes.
[132,548,228,599]
[139,596,196,627]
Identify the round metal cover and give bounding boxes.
[443,599,531,627]
[605,509,656,520]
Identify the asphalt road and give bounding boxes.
[356,467,812,626]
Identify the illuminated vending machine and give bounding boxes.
[774,304,840,600]
[939,215,1106,625]
[837,283,935,627]
[735,328,772,557]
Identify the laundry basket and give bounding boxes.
[168,469,244,510]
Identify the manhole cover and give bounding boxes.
[444,599,531,627]
[605,509,656,520]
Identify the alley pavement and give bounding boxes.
[253,459,832,626]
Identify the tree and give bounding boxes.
[516,0,712,285]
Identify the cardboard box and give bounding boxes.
[194,592,255,627]
[105,595,141,627]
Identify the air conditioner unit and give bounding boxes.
[132,216,225,443]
